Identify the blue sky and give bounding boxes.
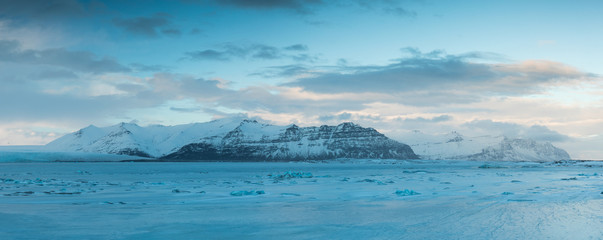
[1,0,602,159]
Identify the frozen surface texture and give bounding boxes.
[0,160,601,239]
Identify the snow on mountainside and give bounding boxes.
[45,118,244,157]
[468,138,571,161]
[164,120,417,160]
[46,118,571,161]
[46,119,418,160]
[399,130,570,161]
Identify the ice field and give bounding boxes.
[0,160,601,239]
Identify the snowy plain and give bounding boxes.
[0,159,601,239]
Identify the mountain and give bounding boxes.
[398,130,570,161]
[467,138,571,161]
[46,118,418,161]
[46,118,571,162]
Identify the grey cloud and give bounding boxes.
[184,43,315,62]
[130,63,171,72]
[115,83,147,93]
[400,115,453,123]
[215,86,368,114]
[340,0,420,18]
[0,82,158,123]
[140,73,367,115]
[113,13,181,38]
[141,74,230,101]
[251,45,281,59]
[285,49,591,104]
[336,58,348,66]
[185,50,230,61]
[284,44,308,51]
[250,65,310,78]
[285,54,495,93]
[432,115,453,122]
[463,120,570,142]
[33,70,78,80]
[383,7,417,18]
[524,125,571,142]
[0,72,232,124]
[161,28,182,36]
[0,0,92,21]
[0,40,130,74]
[190,28,203,35]
[318,112,384,125]
[170,107,201,112]
[213,0,323,14]
[318,112,352,122]
[291,53,318,62]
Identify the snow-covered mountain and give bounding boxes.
[45,118,244,158]
[467,138,571,161]
[46,118,418,160]
[46,118,571,161]
[398,130,570,161]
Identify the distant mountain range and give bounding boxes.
[45,118,571,161]
[402,130,570,161]
[46,118,418,161]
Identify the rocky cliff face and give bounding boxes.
[163,120,418,160]
[47,119,418,161]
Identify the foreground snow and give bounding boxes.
[0,160,601,239]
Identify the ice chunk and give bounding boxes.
[270,171,313,180]
[172,189,191,193]
[395,189,420,196]
[478,164,506,169]
[230,190,265,196]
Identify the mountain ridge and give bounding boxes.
[399,130,570,161]
[45,118,571,161]
[46,118,418,161]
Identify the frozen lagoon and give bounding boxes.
[0,160,601,239]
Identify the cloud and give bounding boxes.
[284,49,593,105]
[0,40,130,74]
[318,112,352,122]
[184,43,315,62]
[250,45,281,59]
[0,0,92,22]
[0,72,231,124]
[190,28,202,35]
[0,124,61,145]
[463,119,570,142]
[284,44,308,51]
[0,81,153,123]
[170,107,201,112]
[211,0,323,14]
[383,7,417,18]
[399,115,453,123]
[33,69,78,80]
[250,64,311,78]
[129,63,170,72]
[113,13,181,38]
[185,49,230,61]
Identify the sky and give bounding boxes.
[1,0,602,159]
